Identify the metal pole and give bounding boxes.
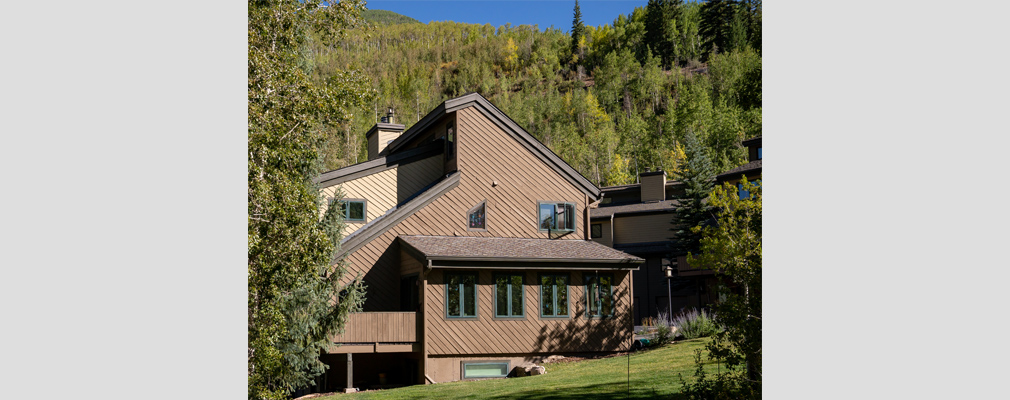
[667,276,673,323]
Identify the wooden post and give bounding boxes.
[344,353,356,393]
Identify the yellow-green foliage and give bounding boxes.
[311,7,760,183]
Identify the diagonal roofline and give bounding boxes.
[383,93,601,199]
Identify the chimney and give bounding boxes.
[640,169,666,202]
[366,107,405,160]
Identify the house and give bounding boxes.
[590,135,762,325]
[589,170,718,325]
[310,93,643,392]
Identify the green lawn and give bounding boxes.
[318,338,719,400]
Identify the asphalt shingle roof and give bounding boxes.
[398,235,643,263]
[590,200,679,218]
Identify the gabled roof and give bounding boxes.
[398,235,642,268]
[384,93,601,199]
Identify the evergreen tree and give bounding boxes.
[248,0,370,398]
[669,128,716,257]
[699,0,738,58]
[644,0,682,68]
[571,0,585,66]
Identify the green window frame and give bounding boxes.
[336,199,366,222]
[585,273,613,318]
[494,272,524,318]
[538,201,576,232]
[539,273,570,318]
[446,272,477,318]
[462,361,509,379]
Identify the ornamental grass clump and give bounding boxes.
[671,308,720,339]
[654,311,673,344]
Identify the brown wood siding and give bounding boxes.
[401,248,423,276]
[613,214,673,245]
[321,167,398,237]
[590,220,613,247]
[342,106,593,312]
[331,312,417,343]
[397,154,444,204]
[423,269,632,356]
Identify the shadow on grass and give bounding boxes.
[484,380,688,400]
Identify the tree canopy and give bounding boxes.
[248,0,370,398]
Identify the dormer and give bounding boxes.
[366,108,406,160]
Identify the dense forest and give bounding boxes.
[309,0,761,187]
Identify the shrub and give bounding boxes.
[654,310,673,344]
[671,308,720,339]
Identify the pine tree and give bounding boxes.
[669,128,716,257]
[248,0,371,398]
[699,0,738,59]
[645,0,683,68]
[570,0,585,66]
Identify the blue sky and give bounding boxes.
[364,0,652,31]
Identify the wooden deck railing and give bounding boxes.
[332,312,417,343]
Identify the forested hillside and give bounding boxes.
[309,1,761,187]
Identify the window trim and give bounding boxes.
[590,223,603,238]
[538,273,571,319]
[584,272,614,319]
[537,201,576,233]
[445,272,478,319]
[461,361,510,380]
[467,200,488,232]
[340,198,367,222]
[493,272,525,319]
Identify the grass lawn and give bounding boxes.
[317,338,720,400]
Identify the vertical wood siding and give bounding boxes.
[331,312,417,343]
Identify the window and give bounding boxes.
[539,274,569,317]
[538,202,575,232]
[462,362,509,379]
[446,121,455,159]
[494,273,524,317]
[757,147,762,160]
[334,199,366,222]
[446,272,477,318]
[585,273,613,318]
[591,223,603,238]
[468,201,486,231]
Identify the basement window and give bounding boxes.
[538,202,575,232]
[446,272,477,318]
[462,362,509,379]
[468,201,486,231]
